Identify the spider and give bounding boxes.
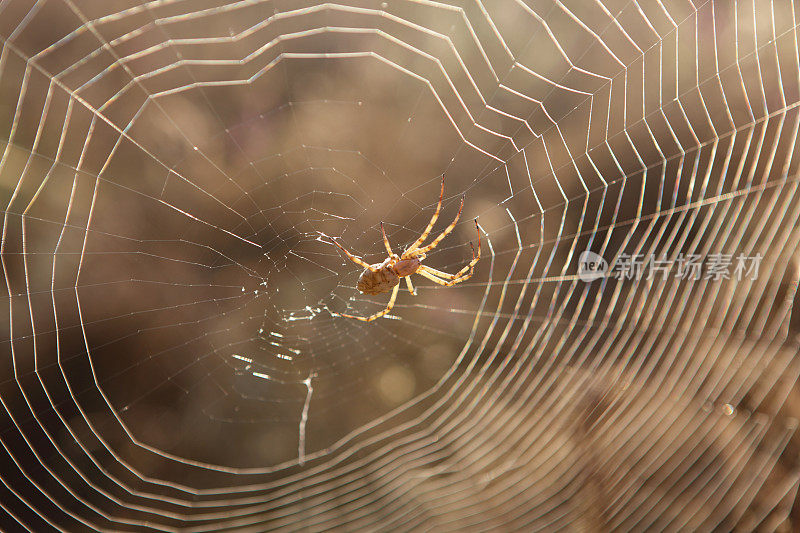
[320,178,481,322]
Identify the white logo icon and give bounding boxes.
[578,251,607,282]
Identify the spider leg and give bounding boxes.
[380,222,393,256]
[417,221,481,279]
[417,267,474,287]
[405,276,417,295]
[418,265,474,286]
[403,176,445,256]
[318,231,377,272]
[409,201,466,257]
[419,265,464,279]
[334,284,399,322]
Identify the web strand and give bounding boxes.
[0,0,798,530]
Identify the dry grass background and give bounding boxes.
[0,0,799,531]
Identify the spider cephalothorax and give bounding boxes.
[320,177,480,322]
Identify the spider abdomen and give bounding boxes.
[357,262,400,295]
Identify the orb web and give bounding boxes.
[1,0,799,530]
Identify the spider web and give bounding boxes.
[1,0,799,530]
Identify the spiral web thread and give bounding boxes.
[1,0,800,531]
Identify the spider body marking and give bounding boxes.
[320,176,481,321]
[356,255,424,295]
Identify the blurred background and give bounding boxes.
[0,0,799,530]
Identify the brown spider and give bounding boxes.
[320,178,481,322]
